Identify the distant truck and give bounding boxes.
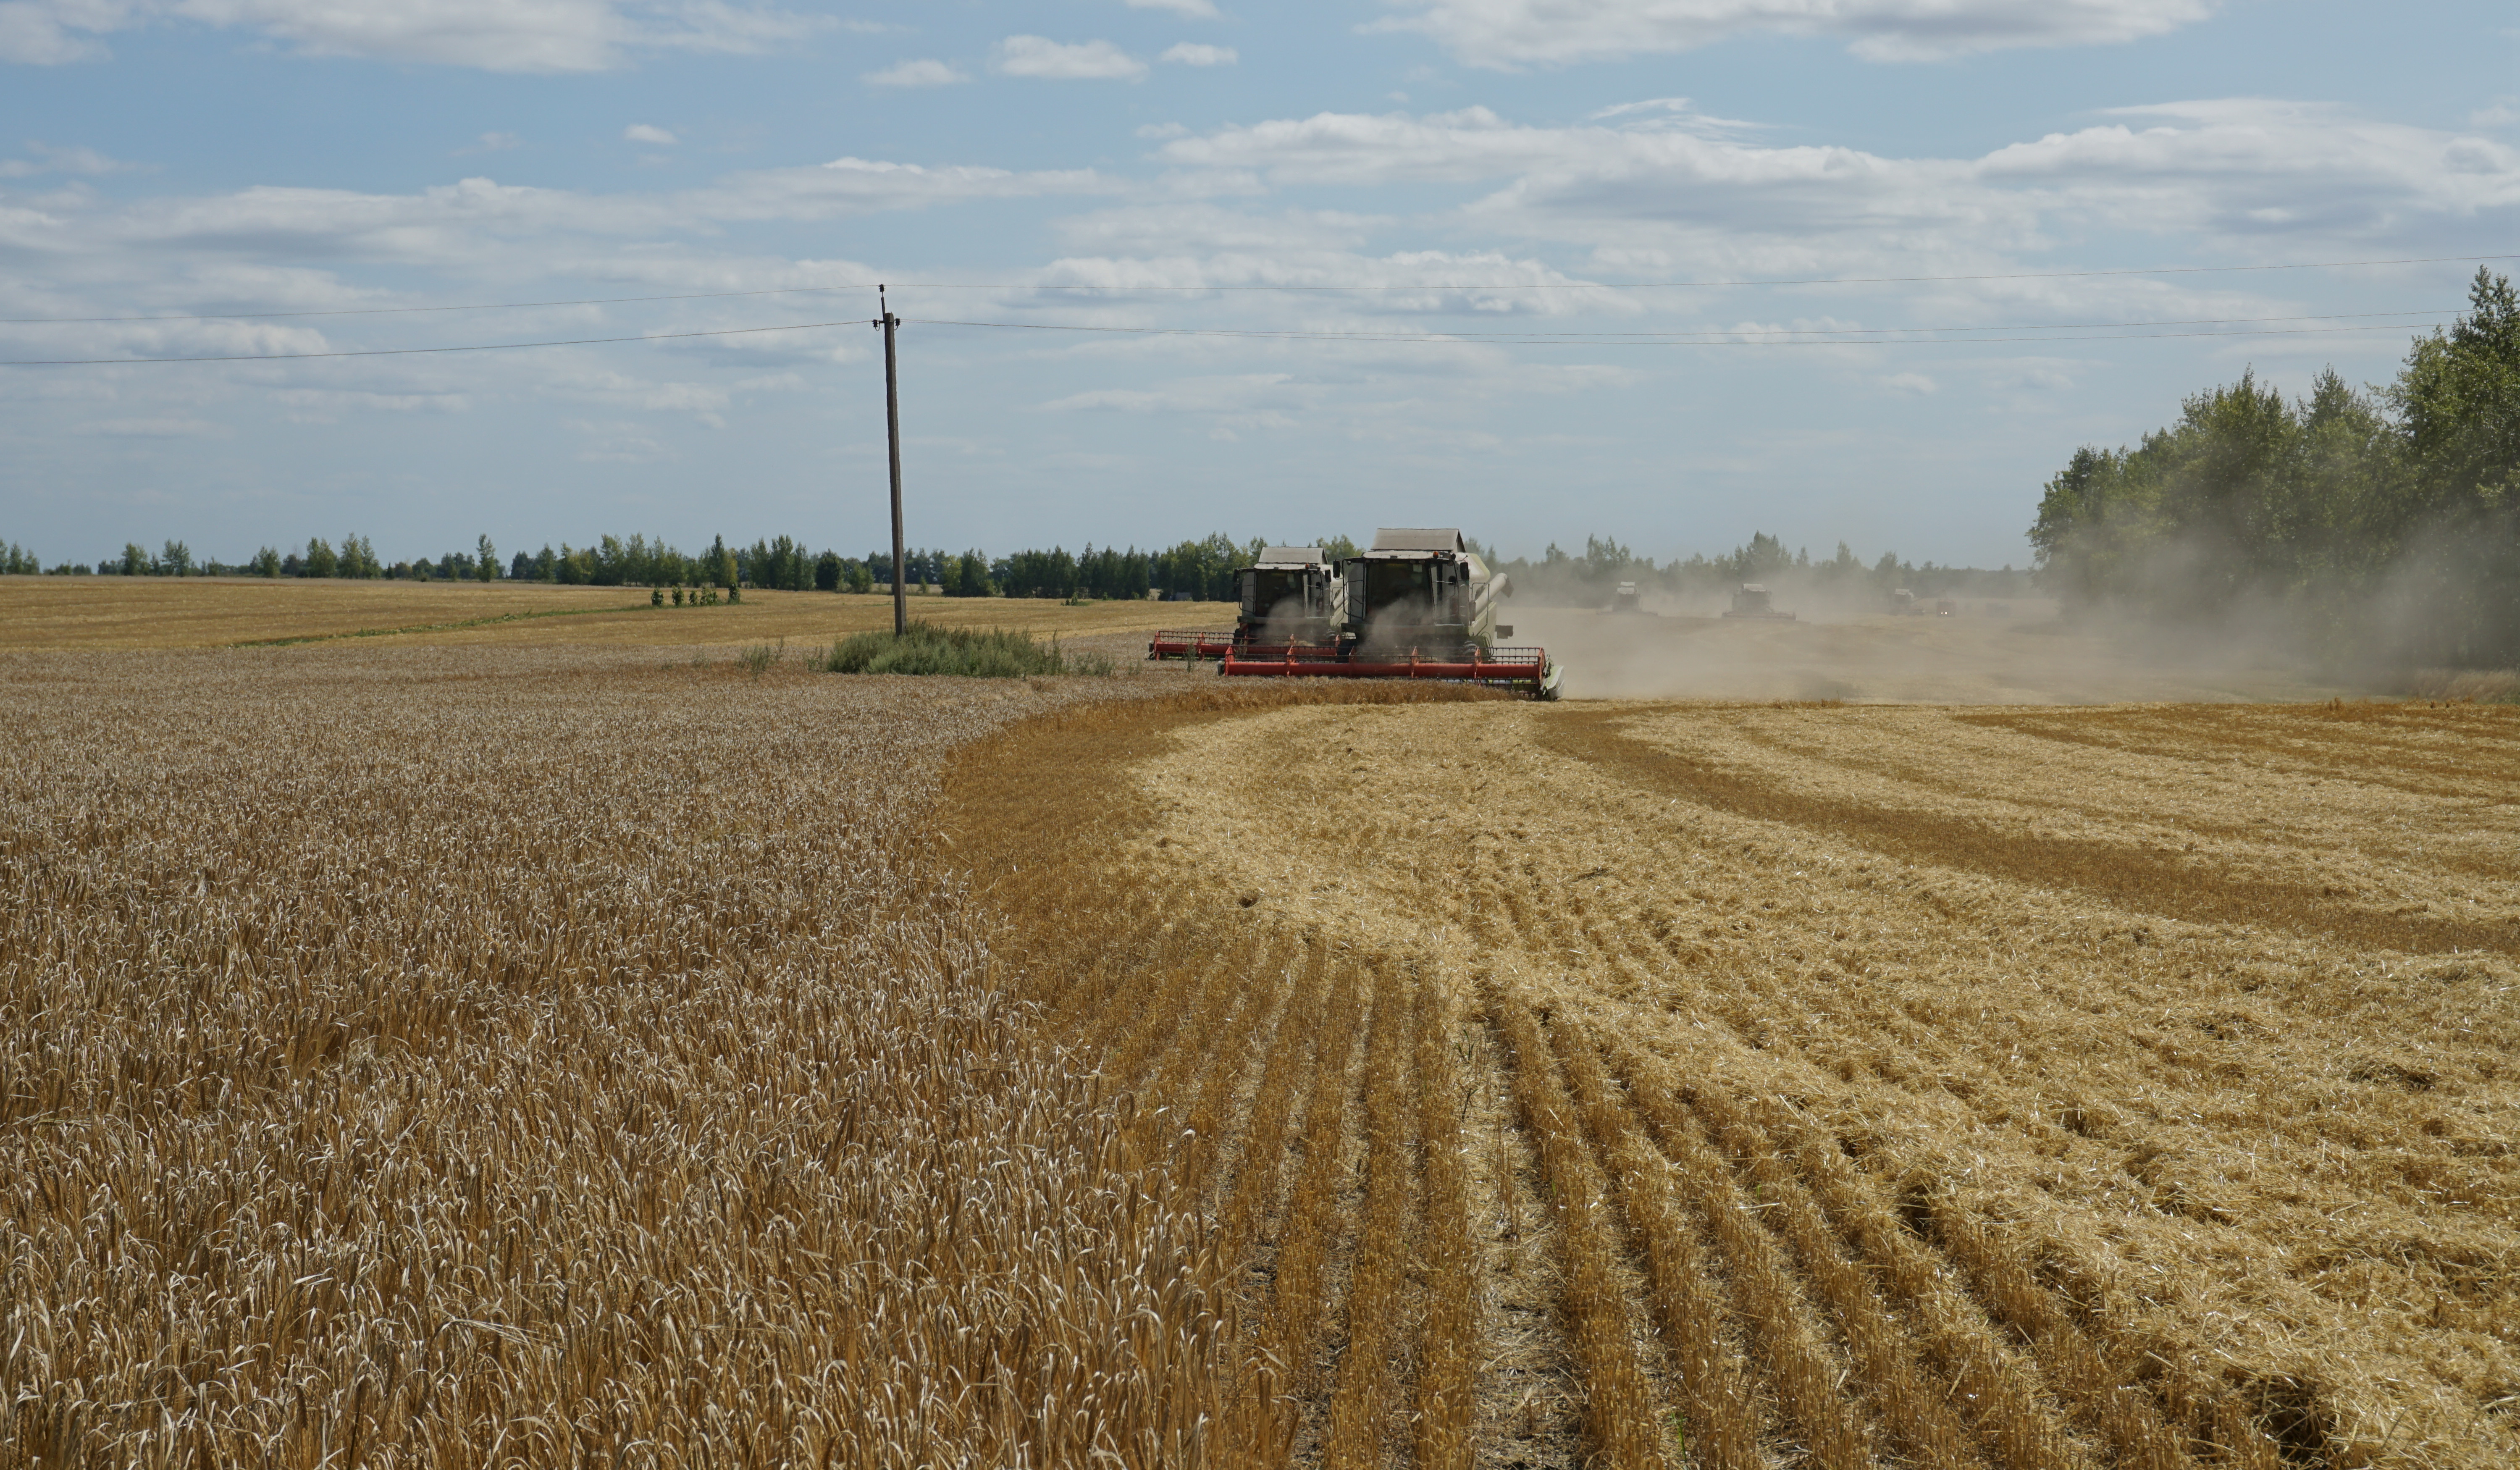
[1609,580,1643,614]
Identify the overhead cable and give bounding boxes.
[3,252,2510,325]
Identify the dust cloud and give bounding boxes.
[1509,597,2355,704]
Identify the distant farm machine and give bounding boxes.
[1722,583,1797,621]
[1149,530,1562,699]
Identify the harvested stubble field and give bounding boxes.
[7,625,2517,1469]
[954,690,2520,1470]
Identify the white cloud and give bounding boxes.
[624,123,677,145]
[0,142,142,177]
[1154,100,2520,267]
[2474,99,2520,130]
[1136,122,1190,140]
[1883,371,1936,394]
[994,34,1147,81]
[72,416,231,437]
[863,57,967,87]
[1159,42,1235,66]
[1368,0,2215,68]
[460,132,522,154]
[0,0,832,72]
[1125,0,1219,17]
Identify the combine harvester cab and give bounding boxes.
[1721,582,1797,621]
[1159,529,1560,698]
[1147,545,1344,662]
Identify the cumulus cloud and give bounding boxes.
[1159,42,1235,66]
[994,34,1147,80]
[71,415,231,437]
[1154,99,2520,267]
[0,142,143,178]
[623,123,677,145]
[862,57,967,87]
[1368,0,2215,68]
[1125,0,1219,17]
[0,0,831,71]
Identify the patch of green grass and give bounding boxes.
[816,622,1110,678]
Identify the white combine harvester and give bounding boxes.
[1150,528,1562,698]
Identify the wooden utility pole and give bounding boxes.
[879,285,907,637]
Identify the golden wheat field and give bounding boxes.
[0,575,1197,652]
[5,604,2517,1468]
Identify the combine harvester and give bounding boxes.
[1722,582,1797,621]
[1149,530,1562,699]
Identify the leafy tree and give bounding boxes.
[2028,269,2520,666]
[250,546,282,577]
[304,537,339,579]
[476,535,499,581]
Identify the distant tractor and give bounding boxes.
[1609,580,1643,614]
[1722,583,1796,621]
[1935,599,1957,617]
[1891,588,1920,615]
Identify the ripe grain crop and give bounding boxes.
[0,576,1213,652]
[27,626,2508,1470]
[0,647,1227,1469]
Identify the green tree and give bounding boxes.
[304,537,339,578]
[476,535,499,580]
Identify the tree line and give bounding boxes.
[3,529,1353,602]
[1482,532,2030,607]
[5,519,2035,608]
[2031,268,2519,667]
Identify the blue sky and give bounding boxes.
[2,1,2515,569]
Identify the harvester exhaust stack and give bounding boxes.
[1150,529,1562,698]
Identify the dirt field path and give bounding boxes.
[954,693,2520,1470]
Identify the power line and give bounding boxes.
[907,317,2450,347]
[4,251,2510,325]
[0,307,2462,367]
[0,318,866,366]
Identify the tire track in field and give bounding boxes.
[1538,704,2520,957]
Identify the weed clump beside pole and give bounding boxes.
[816,621,1113,677]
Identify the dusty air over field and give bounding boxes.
[6,2,2520,1469]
